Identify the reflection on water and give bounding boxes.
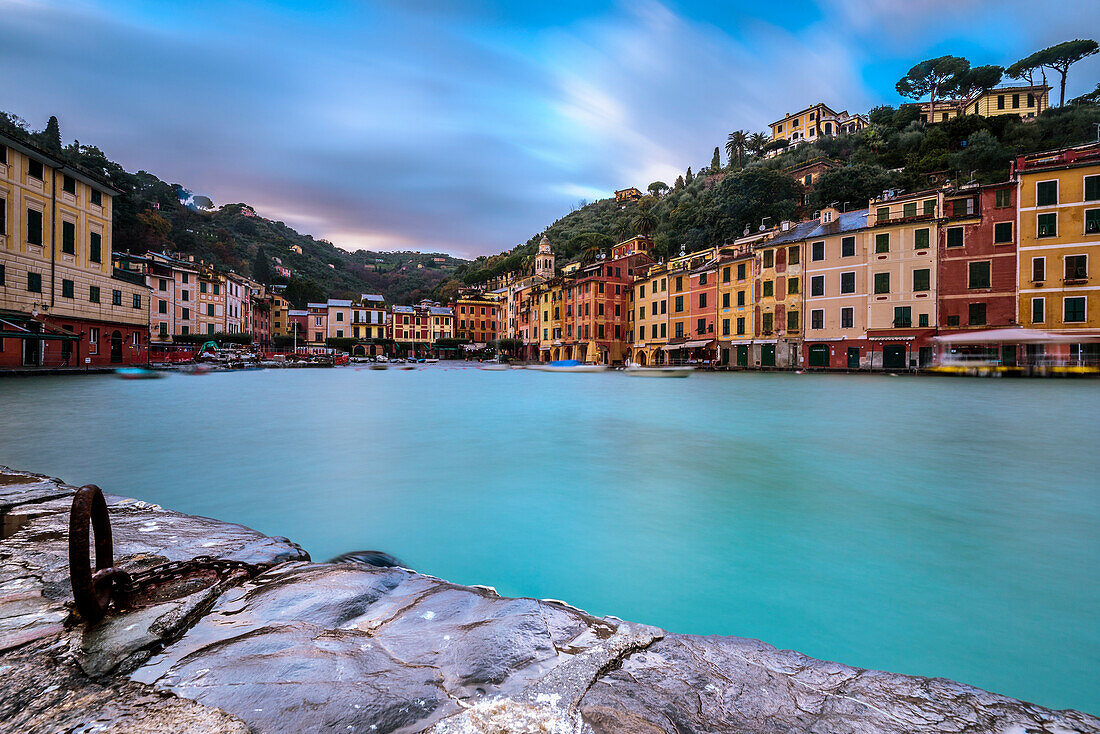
[0,366,1096,713]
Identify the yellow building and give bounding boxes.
[1014,144,1100,350]
[907,85,1050,123]
[0,130,149,367]
[271,291,291,336]
[630,261,670,365]
[326,299,354,340]
[614,188,642,204]
[770,103,867,145]
[864,189,943,368]
[754,232,804,368]
[716,244,757,367]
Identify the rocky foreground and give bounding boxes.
[0,467,1096,734]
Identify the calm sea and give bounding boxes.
[1,365,1096,714]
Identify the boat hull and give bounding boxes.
[625,367,693,378]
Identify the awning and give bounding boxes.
[933,327,1100,344]
[660,343,682,351]
[0,310,81,341]
[683,339,714,349]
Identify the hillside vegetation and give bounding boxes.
[0,111,467,307]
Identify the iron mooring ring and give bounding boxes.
[69,484,120,623]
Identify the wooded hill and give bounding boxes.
[0,110,467,307]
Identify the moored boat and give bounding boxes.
[624,365,693,378]
[528,359,608,373]
[116,367,163,380]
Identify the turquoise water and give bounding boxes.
[0,366,1096,714]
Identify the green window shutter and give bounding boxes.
[1085,210,1100,235]
[903,202,916,218]
[875,233,889,253]
[1085,176,1100,202]
[915,229,930,249]
[874,272,890,294]
[923,199,936,216]
[1036,181,1058,206]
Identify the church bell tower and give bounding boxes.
[535,235,555,279]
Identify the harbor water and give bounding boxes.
[0,365,1096,714]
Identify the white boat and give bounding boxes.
[529,359,608,373]
[624,365,693,378]
[425,358,439,364]
[478,363,509,371]
[368,363,389,370]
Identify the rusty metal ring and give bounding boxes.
[69,485,116,622]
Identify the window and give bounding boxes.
[1086,175,1100,202]
[159,323,168,337]
[841,236,855,257]
[736,290,745,306]
[28,159,43,180]
[0,145,5,164]
[893,306,911,327]
[947,315,959,326]
[696,318,706,334]
[810,275,824,296]
[62,278,74,298]
[112,290,122,306]
[762,250,774,268]
[994,221,1013,243]
[722,318,730,336]
[675,276,683,291]
[913,268,931,291]
[721,293,730,308]
[698,293,706,308]
[995,188,1011,207]
[762,312,773,333]
[89,286,100,303]
[841,307,854,328]
[840,271,856,294]
[788,277,798,294]
[674,295,683,312]
[923,199,936,216]
[27,272,42,293]
[811,241,824,261]
[675,322,683,338]
[919,313,929,327]
[968,303,986,326]
[1036,181,1058,206]
[1065,255,1087,281]
[63,175,76,194]
[1031,297,1045,323]
[0,263,4,285]
[721,267,730,284]
[336,329,344,338]
[62,221,75,254]
[903,202,916,218]
[89,328,98,352]
[968,261,991,289]
[873,272,890,294]
[1032,257,1045,282]
[736,317,745,335]
[213,283,220,296]
[639,284,646,298]
[875,233,889,253]
[0,196,5,234]
[91,189,102,207]
[788,246,800,265]
[27,208,42,245]
[1085,209,1100,234]
[336,311,344,321]
[208,304,215,316]
[811,309,824,329]
[876,207,890,222]
[200,282,208,294]
[639,306,646,319]
[787,310,799,331]
[1037,213,1057,237]
[159,300,168,314]
[181,289,189,302]
[736,263,746,280]
[699,272,707,286]
[158,278,168,291]
[945,227,963,248]
[89,231,102,263]
[915,228,930,250]
[997,95,1005,110]
[133,293,141,309]
[1064,297,1086,323]
[1012,94,1020,109]
[762,281,773,297]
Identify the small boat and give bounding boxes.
[478,363,509,371]
[398,364,417,370]
[116,367,162,380]
[624,365,693,378]
[529,359,607,373]
[425,358,439,364]
[369,363,389,371]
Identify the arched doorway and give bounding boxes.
[110,331,123,364]
[808,344,829,367]
[636,351,647,366]
[353,345,365,356]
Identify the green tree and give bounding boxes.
[747,132,769,157]
[674,174,685,190]
[725,130,748,168]
[647,181,669,197]
[42,115,62,153]
[613,219,631,243]
[896,56,970,117]
[954,65,1003,100]
[684,167,694,185]
[810,164,900,211]
[710,146,722,171]
[252,247,275,284]
[1028,39,1099,107]
[632,201,658,236]
[949,130,1013,183]
[1070,83,1100,106]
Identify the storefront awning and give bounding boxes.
[0,311,81,341]
[683,339,714,349]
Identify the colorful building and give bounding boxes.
[716,243,757,367]
[326,299,353,340]
[0,131,149,367]
[907,85,1051,123]
[453,295,499,345]
[864,189,942,369]
[769,103,867,146]
[306,302,328,345]
[631,261,670,365]
[798,208,872,369]
[754,229,804,368]
[1014,144,1100,360]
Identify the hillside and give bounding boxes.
[450,99,1100,289]
[0,110,468,306]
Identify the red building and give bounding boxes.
[937,184,1018,351]
[686,257,718,362]
[453,296,499,344]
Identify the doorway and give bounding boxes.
[110,331,123,364]
[883,344,906,369]
[847,347,860,369]
[761,344,776,367]
[808,344,829,367]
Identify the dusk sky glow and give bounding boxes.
[2,0,1097,259]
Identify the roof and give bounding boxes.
[287,310,308,316]
[306,302,328,309]
[428,306,453,315]
[392,305,414,313]
[770,102,838,127]
[360,294,385,302]
[327,299,353,307]
[0,129,121,196]
[765,209,870,246]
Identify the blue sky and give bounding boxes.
[1,0,1097,258]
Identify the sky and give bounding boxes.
[1,0,1098,259]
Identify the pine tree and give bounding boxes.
[43,115,62,153]
[675,175,685,190]
[685,167,694,185]
[710,147,721,171]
